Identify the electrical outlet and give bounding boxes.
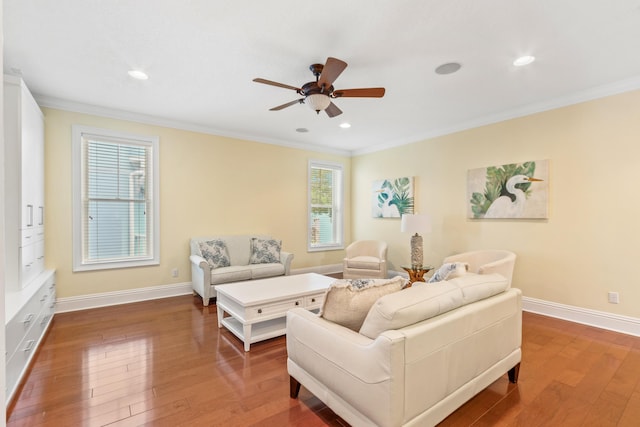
[171,268,179,278]
[608,291,619,304]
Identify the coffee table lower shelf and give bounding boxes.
[220,316,286,349]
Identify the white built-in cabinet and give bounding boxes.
[3,75,55,404]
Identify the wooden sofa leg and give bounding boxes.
[508,362,521,383]
[290,376,301,398]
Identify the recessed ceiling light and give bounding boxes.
[339,122,351,129]
[128,70,149,80]
[296,128,309,133]
[435,62,461,75]
[513,56,535,67]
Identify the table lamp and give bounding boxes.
[400,213,432,268]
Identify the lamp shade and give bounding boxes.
[306,93,331,112]
[400,214,432,234]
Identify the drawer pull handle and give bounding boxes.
[295,301,300,306]
[23,340,36,352]
[257,309,262,314]
[311,298,316,303]
[22,314,34,324]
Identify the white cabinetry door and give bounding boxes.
[3,75,46,289]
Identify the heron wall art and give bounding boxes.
[468,160,549,219]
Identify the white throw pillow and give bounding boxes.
[427,262,469,283]
[319,276,406,331]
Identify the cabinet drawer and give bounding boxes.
[251,298,303,318]
[21,228,35,247]
[304,293,325,309]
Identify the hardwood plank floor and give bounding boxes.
[7,294,640,426]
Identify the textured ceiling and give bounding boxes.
[4,0,640,155]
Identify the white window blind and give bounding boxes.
[73,126,159,271]
[308,160,343,251]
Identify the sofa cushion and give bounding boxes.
[359,273,509,338]
[448,273,509,305]
[250,263,285,279]
[198,239,231,269]
[210,266,252,285]
[249,238,282,264]
[427,262,469,283]
[344,256,382,270]
[319,276,406,332]
[359,283,463,338]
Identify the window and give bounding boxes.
[308,160,343,251]
[72,126,159,271]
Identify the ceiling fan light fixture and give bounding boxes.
[306,93,331,113]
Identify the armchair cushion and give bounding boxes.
[344,256,383,270]
[198,239,231,269]
[320,276,406,331]
[249,238,281,264]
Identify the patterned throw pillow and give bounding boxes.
[249,238,281,264]
[427,262,469,283]
[319,276,407,331]
[199,239,230,269]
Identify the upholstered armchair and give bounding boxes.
[343,240,388,279]
[443,249,516,286]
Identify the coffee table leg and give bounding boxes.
[243,323,252,352]
[217,306,224,328]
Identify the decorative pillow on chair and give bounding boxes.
[249,238,282,264]
[427,262,469,283]
[199,239,231,269]
[319,276,407,331]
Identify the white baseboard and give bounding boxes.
[522,296,640,337]
[55,282,193,313]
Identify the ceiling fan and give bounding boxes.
[253,57,385,118]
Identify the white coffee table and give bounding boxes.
[215,273,335,351]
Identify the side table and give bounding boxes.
[401,265,433,286]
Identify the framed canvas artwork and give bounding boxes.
[372,177,414,218]
[468,160,549,219]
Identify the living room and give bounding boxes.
[3,1,640,425]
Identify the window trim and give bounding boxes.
[72,125,160,271]
[307,159,344,252]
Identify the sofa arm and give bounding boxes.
[280,251,294,275]
[286,308,405,426]
[190,255,212,305]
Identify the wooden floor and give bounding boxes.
[6,294,640,426]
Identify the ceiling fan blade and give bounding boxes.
[253,78,301,92]
[318,57,348,90]
[269,99,304,111]
[325,102,343,118]
[333,87,386,98]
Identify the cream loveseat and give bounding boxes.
[190,235,293,306]
[287,272,522,427]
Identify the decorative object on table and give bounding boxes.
[467,159,549,219]
[401,265,433,286]
[372,177,414,218]
[400,213,431,267]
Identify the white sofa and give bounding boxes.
[287,273,522,427]
[190,235,293,306]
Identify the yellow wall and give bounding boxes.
[44,108,350,298]
[352,89,640,317]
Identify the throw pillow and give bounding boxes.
[199,239,230,269]
[249,238,281,264]
[319,276,407,331]
[427,262,469,283]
